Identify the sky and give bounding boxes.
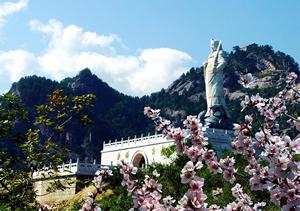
[0,0,299,96]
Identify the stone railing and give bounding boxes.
[33,159,111,180]
[102,132,167,150]
[103,129,234,148]
[204,128,235,149]
[101,128,235,153]
[205,127,234,135]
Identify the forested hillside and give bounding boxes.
[8,43,300,161]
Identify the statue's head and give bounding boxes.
[210,39,222,51]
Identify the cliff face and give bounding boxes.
[9,69,152,161]
[156,44,299,121]
[8,43,300,160]
[166,44,298,96]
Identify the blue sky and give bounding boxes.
[0,0,299,96]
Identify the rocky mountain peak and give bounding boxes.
[7,43,300,160]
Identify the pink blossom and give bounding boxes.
[168,128,185,142]
[208,204,222,211]
[233,123,242,135]
[150,190,162,201]
[121,174,130,186]
[180,161,196,184]
[231,140,243,153]
[126,179,136,195]
[270,188,282,206]
[290,137,300,154]
[207,160,222,174]
[175,140,186,154]
[272,97,282,107]
[231,183,252,205]
[212,187,223,199]
[144,178,162,192]
[244,115,253,124]
[251,93,266,110]
[286,188,299,201]
[118,160,137,175]
[156,119,171,131]
[191,134,207,146]
[152,169,160,177]
[275,154,291,171]
[264,109,276,121]
[163,195,176,208]
[274,105,286,116]
[253,202,266,211]
[93,175,102,189]
[133,195,146,208]
[186,145,203,162]
[183,115,201,131]
[241,95,250,111]
[177,195,189,209]
[142,81,300,211]
[219,156,235,169]
[255,131,266,148]
[233,122,251,136]
[202,149,215,161]
[258,166,269,178]
[144,107,160,120]
[189,176,204,190]
[238,73,255,88]
[264,143,279,156]
[140,196,160,211]
[225,202,241,211]
[249,175,263,191]
[186,189,207,209]
[136,188,146,196]
[82,168,113,210]
[223,169,236,184]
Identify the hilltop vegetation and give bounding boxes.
[8,43,300,161]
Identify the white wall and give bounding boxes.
[101,133,174,167]
[101,129,234,167]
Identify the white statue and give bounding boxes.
[200,39,232,129]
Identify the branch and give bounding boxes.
[46,116,73,142]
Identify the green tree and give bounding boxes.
[0,90,95,210]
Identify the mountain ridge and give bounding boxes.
[8,43,300,161]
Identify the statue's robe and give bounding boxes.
[204,49,230,118]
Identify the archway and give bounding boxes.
[132,152,147,168]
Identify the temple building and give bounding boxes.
[100,128,234,168]
[101,132,173,168]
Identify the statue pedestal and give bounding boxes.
[203,128,234,151]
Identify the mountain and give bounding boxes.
[8,43,300,161]
[10,69,153,161]
[145,44,299,122]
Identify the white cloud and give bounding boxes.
[0,0,28,27]
[29,19,120,53]
[0,49,35,81]
[0,19,193,96]
[125,48,192,95]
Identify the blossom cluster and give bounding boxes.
[224,184,266,211]
[141,72,299,210]
[118,158,210,210]
[144,109,237,184]
[232,72,300,210]
[118,158,268,211]
[81,169,113,211]
[118,160,175,210]
[142,107,268,210]
[84,71,299,210]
